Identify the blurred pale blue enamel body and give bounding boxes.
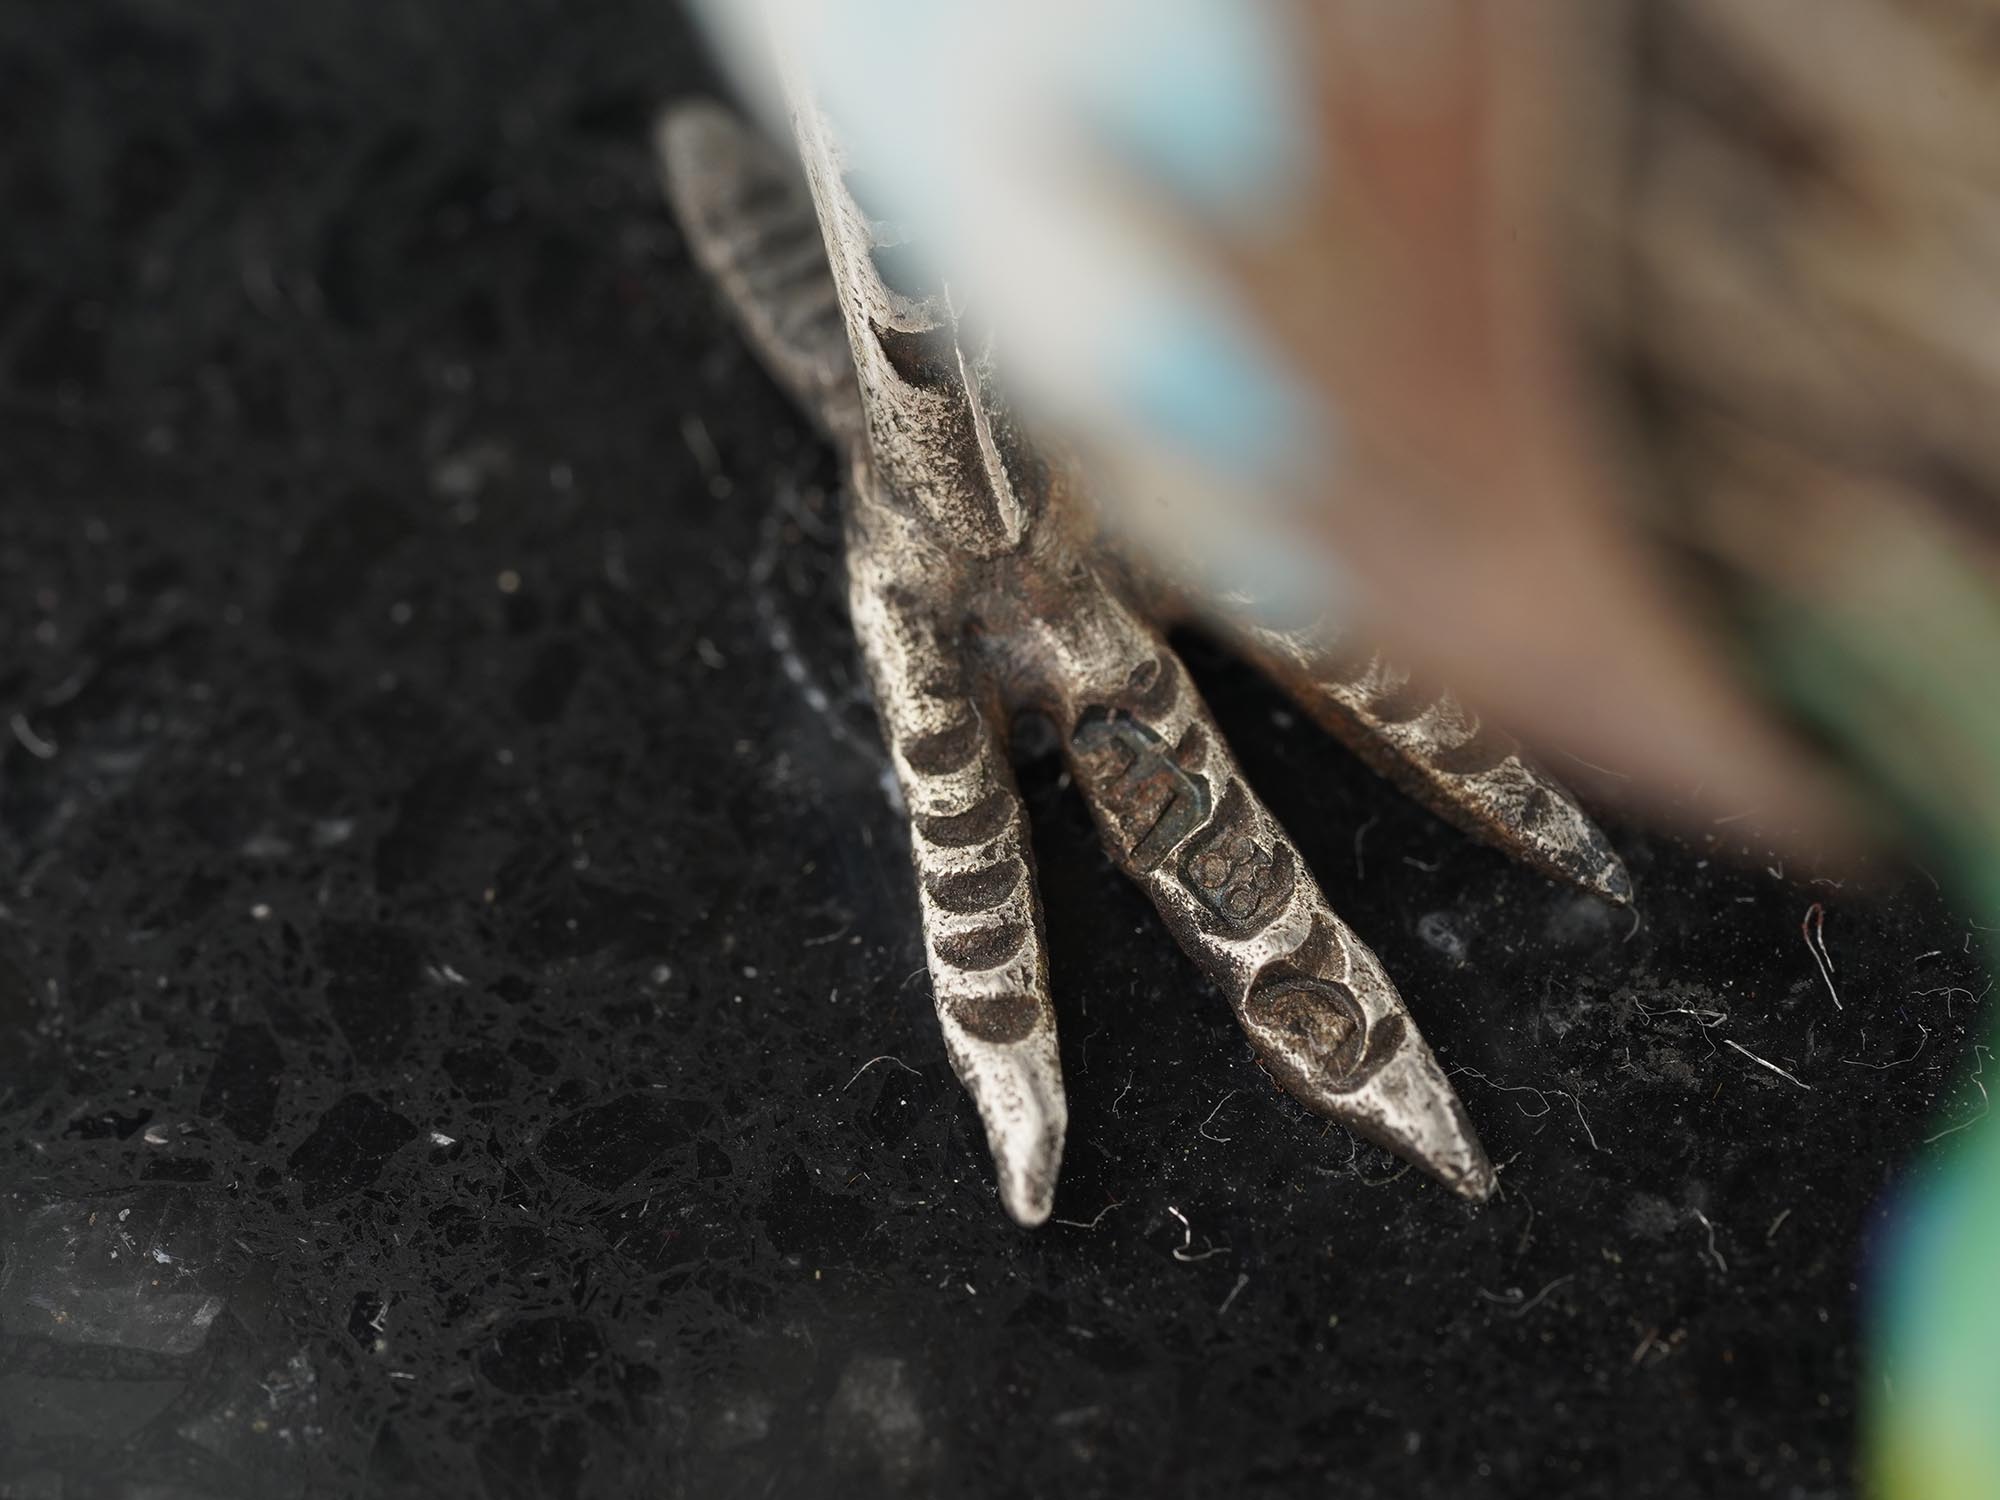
[689,0,1340,621]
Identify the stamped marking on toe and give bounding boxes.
[1240,979,1406,1096]
[1238,916,1400,1093]
[1178,783,1296,936]
[1070,707,1212,873]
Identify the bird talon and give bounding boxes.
[661,94,1616,1222]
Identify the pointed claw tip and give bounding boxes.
[993,1133,1061,1228]
[1001,1179,1055,1229]
[1555,834,1632,906]
[1449,1155,1498,1204]
[1360,1066,1496,1205]
[960,1048,1067,1230]
[1592,852,1635,908]
[1412,1117,1496,1204]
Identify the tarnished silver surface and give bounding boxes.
[657,96,1630,1227]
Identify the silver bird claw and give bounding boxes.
[658,97,1625,1225]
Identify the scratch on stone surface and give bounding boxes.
[1690,1209,1727,1274]
[841,1054,922,1092]
[1051,1199,1122,1232]
[1452,1067,1602,1150]
[1476,1274,1574,1319]
[1633,999,1730,1058]
[1802,903,1841,1010]
[1166,1206,1229,1263]
[1352,814,1379,881]
[10,712,56,759]
[1724,1039,1812,1091]
[1196,1090,1238,1144]
[1357,1159,1414,1188]
[1923,1045,1991,1144]
[1839,1026,1929,1070]
[1110,1072,1135,1118]
[1451,1066,1554,1120]
[1915,978,1992,1019]
[1511,1183,1537,1257]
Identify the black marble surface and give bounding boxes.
[0,4,1993,1497]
